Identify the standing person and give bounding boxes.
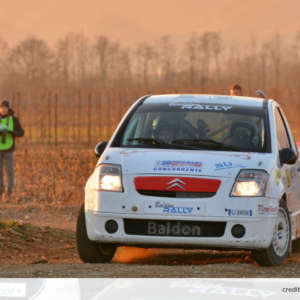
[0,100,24,200]
[229,84,243,96]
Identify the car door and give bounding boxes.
[274,105,300,214]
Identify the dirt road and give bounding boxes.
[1,205,300,278]
[1,250,300,278]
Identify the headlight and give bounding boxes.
[231,169,268,197]
[99,164,123,192]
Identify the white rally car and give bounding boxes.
[76,94,300,266]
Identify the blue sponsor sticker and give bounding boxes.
[163,206,193,214]
[215,162,246,171]
[227,209,253,217]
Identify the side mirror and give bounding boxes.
[279,148,298,165]
[95,141,107,158]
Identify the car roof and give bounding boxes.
[143,94,267,108]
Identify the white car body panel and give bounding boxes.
[84,94,300,250]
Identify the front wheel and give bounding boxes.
[252,202,291,266]
[76,204,116,263]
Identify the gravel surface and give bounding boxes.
[1,205,300,278]
[1,243,300,278]
[1,260,300,278]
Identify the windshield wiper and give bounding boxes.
[172,139,243,151]
[126,138,199,150]
[127,138,160,144]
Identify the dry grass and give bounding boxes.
[9,147,96,205]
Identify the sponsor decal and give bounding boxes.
[285,170,291,187]
[263,206,277,213]
[120,150,140,154]
[275,169,281,186]
[155,201,193,214]
[215,161,246,171]
[226,208,253,216]
[154,160,203,173]
[147,221,201,236]
[168,103,232,111]
[163,206,193,214]
[155,201,173,208]
[120,150,154,155]
[258,204,277,215]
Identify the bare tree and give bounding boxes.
[264,33,283,99]
[94,36,111,85]
[116,48,132,86]
[8,36,53,90]
[157,35,176,85]
[0,31,298,144]
[135,42,156,86]
[0,37,9,95]
[184,33,200,85]
[55,33,92,86]
[209,32,223,84]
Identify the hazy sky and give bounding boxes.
[0,0,299,46]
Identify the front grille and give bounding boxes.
[124,219,226,237]
[137,190,215,198]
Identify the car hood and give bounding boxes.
[102,148,274,178]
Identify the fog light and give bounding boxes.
[105,220,118,234]
[231,224,245,238]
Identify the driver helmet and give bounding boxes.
[230,120,259,146]
[154,117,179,143]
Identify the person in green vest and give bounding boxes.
[0,100,24,200]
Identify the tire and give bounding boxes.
[252,201,291,266]
[76,204,116,263]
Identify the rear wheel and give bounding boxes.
[76,204,116,263]
[252,201,291,266]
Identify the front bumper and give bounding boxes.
[85,210,276,250]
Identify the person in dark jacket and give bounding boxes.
[0,100,24,200]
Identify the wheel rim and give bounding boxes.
[272,207,290,257]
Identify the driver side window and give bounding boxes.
[275,107,291,150]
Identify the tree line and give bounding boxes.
[0,31,299,145]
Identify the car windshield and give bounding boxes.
[116,102,270,152]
